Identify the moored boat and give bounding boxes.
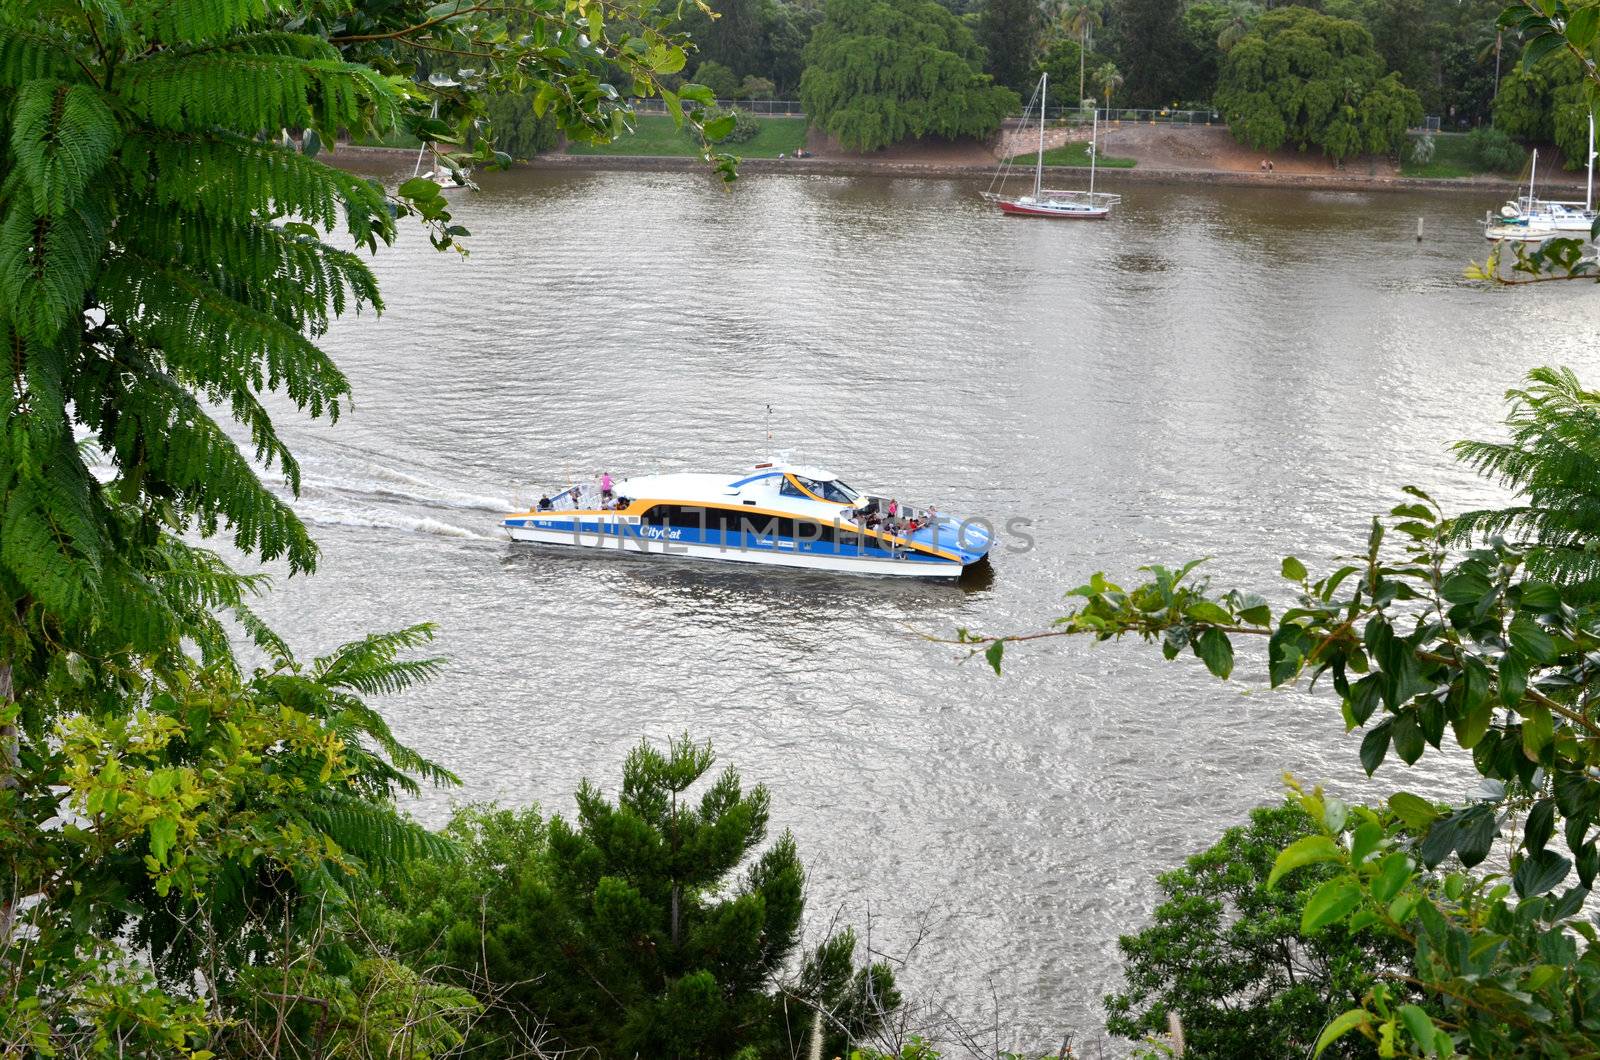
[983,72,1121,221]
[1484,123,1597,242]
[501,462,992,579]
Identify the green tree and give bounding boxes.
[0,0,724,1048]
[1180,0,1261,103]
[1107,804,1405,1059]
[1096,60,1124,109]
[756,0,825,96]
[378,738,899,1059]
[742,74,779,99]
[681,0,766,81]
[970,365,1600,1057]
[698,59,744,99]
[1494,50,1591,167]
[1115,0,1201,106]
[1215,6,1423,160]
[1037,36,1109,109]
[484,91,561,159]
[800,0,1020,152]
[1056,0,1104,105]
[1451,367,1600,599]
[976,0,1044,94]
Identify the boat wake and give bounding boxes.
[297,505,499,541]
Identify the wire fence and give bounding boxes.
[1009,106,1223,125]
[629,98,807,116]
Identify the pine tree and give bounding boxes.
[380,736,900,1059]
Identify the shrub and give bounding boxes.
[1105,804,1407,1059]
[1466,124,1525,172]
[740,75,777,100]
[1407,133,1436,165]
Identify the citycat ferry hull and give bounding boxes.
[501,464,991,580]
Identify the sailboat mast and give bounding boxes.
[1089,107,1097,198]
[1587,113,1594,213]
[1036,73,1046,198]
[1530,148,1538,209]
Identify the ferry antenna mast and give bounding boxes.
[765,404,773,461]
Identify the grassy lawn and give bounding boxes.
[567,113,808,158]
[1008,141,1137,168]
[1400,133,1525,178]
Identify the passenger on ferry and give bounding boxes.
[537,495,552,511]
[600,471,614,499]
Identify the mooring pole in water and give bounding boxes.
[1417,217,1425,242]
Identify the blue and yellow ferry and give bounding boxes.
[501,462,991,579]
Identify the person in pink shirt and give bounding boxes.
[600,471,614,500]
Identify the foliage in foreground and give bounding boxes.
[974,367,1600,1058]
[1215,6,1423,161]
[799,0,1021,153]
[375,736,899,1059]
[1106,804,1405,1059]
[0,0,733,1050]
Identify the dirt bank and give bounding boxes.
[326,126,1587,197]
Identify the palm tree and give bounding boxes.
[1095,61,1123,112]
[1059,0,1103,106]
[1451,367,1600,600]
[1216,0,1259,52]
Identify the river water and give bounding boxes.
[248,162,1599,1052]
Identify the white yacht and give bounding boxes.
[501,462,992,579]
[983,73,1121,220]
[1485,120,1597,242]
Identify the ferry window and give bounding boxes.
[779,478,807,499]
[664,506,707,529]
[820,479,860,504]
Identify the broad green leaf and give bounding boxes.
[1525,798,1555,854]
[1522,702,1553,759]
[398,176,442,199]
[1269,834,1341,887]
[1301,877,1361,933]
[1388,791,1438,829]
[1508,614,1557,664]
[1185,599,1233,625]
[1194,627,1233,679]
[1514,848,1571,898]
[148,817,178,864]
[678,82,715,105]
[1282,555,1307,581]
[984,640,1004,676]
[1360,722,1391,776]
[1392,711,1425,765]
[1315,1009,1371,1057]
[704,114,737,141]
[1370,851,1413,903]
[1517,580,1562,612]
[1397,1005,1437,1054]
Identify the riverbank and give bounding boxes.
[328,142,1581,197]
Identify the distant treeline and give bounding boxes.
[483,0,1584,164]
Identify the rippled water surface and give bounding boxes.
[247,163,1600,1050]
